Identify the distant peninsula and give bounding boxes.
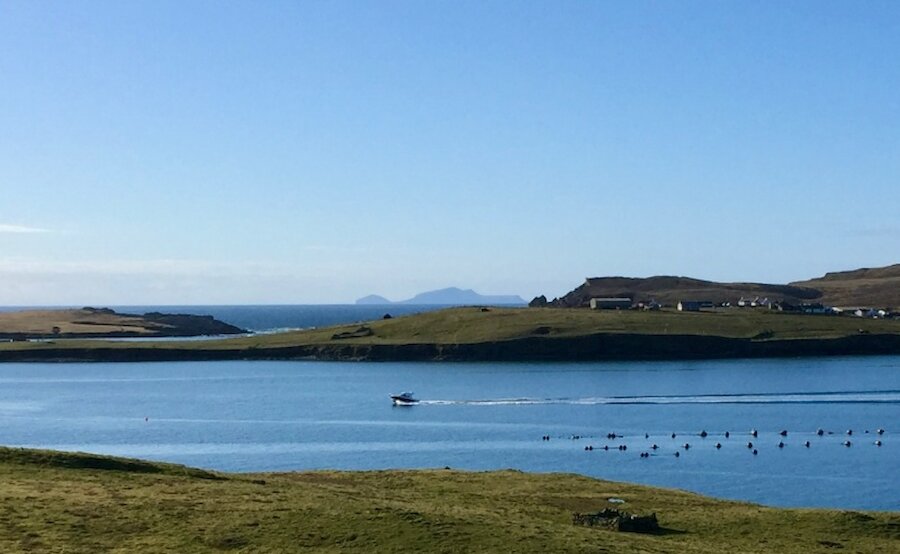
[356,287,526,306]
[0,307,246,340]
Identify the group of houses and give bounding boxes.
[587,296,897,319]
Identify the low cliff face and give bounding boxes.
[4,333,900,363]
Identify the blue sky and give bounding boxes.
[1,1,898,304]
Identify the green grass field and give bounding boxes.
[0,447,897,553]
[2,307,899,357]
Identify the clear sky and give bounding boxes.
[1,1,898,305]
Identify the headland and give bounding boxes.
[2,306,899,362]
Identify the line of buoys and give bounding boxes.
[544,427,886,455]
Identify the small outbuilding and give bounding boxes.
[589,298,633,310]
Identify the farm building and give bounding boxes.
[589,298,633,310]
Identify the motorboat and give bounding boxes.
[391,391,418,406]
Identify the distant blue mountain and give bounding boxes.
[355,287,526,306]
[355,294,392,305]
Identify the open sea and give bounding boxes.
[1,305,898,511]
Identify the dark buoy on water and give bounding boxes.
[651,444,658,450]
[751,429,758,437]
[875,440,882,446]
[779,430,788,437]
[753,449,758,455]
[674,451,680,458]
[804,441,810,448]
[747,442,753,449]
[877,428,885,435]
[725,431,730,438]
[700,430,708,438]
[817,428,824,436]
[715,442,722,449]
[778,441,785,448]
[671,432,676,439]
[843,440,852,447]
[847,429,853,436]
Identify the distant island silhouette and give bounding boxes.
[356,287,526,306]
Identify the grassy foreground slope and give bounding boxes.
[2,307,900,361]
[1,447,897,553]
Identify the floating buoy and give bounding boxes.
[674,451,680,457]
[874,440,882,447]
[683,443,690,450]
[804,441,810,448]
[725,431,730,438]
[779,430,788,437]
[671,432,676,439]
[843,440,852,447]
[816,429,824,436]
[846,430,853,436]
[876,428,885,435]
[778,441,785,448]
[715,442,722,449]
[753,449,758,455]
[651,444,658,450]
[699,430,708,438]
[747,442,753,449]
[751,429,758,437]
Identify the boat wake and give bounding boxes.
[418,390,900,406]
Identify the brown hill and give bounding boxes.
[791,264,900,308]
[549,276,821,307]
[545,264,900,309]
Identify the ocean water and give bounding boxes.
[1,356,897,511]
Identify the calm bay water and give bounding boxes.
[1,356,897,511]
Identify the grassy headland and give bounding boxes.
[0,446,896,553]
[2,307,900,362]
[0,308,244,340]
